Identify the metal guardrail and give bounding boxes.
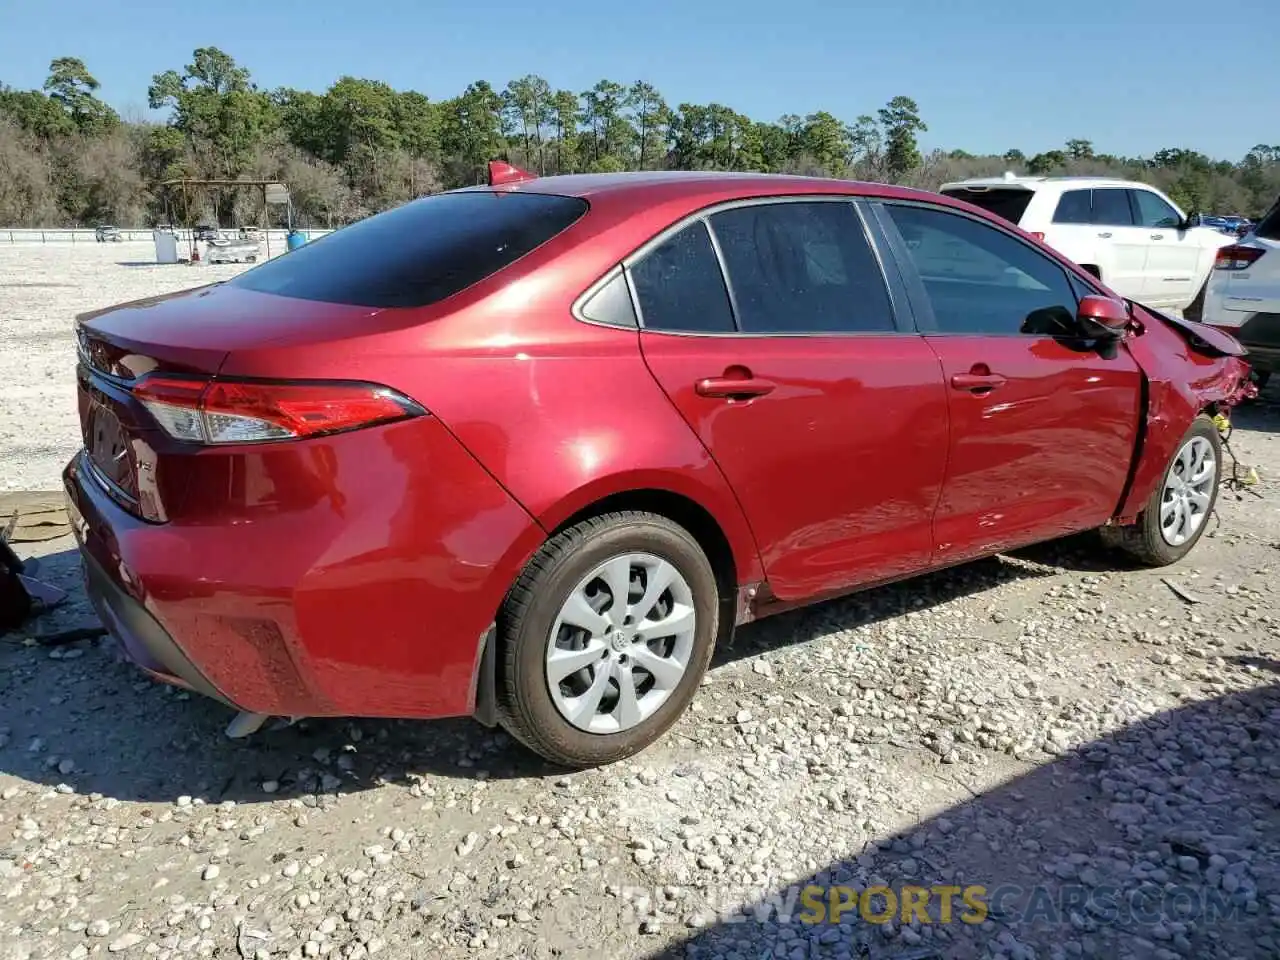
[0,228,334,244]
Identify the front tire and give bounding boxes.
[1101,414,1221,565]
[495,511,719,768]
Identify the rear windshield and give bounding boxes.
[939,187,1034,226]
[231,191,588,308]
[1256,199,1280,241]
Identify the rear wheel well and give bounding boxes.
[473,489,743,728]
[556,489,738,599]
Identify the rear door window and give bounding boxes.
[1091,189,1135,227]
[230,191,588,308]
[938,187,1034,226]
[709,202,895,333]
[629,222,736,333]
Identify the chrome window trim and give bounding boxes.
[571,193,912,339]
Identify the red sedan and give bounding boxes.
[65,165,1253,767]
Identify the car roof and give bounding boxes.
[940,172,1159,192]
[469,169,942,206]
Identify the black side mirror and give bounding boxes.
[1076,295,1130,341]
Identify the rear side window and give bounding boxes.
[578,270,637,328]
[230,192,588,308]
[709,202,894,333]
[1092,189,1135,226]
[938,188,1034,226]
[630,222,735,333]
[1052,190,1092,224]
[1254,199,1280,240]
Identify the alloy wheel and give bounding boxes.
[1160,435,1216,547]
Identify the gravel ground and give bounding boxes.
[0,242,266,492]
[2,245,1280,960]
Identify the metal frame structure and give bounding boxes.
[159,179,290,259]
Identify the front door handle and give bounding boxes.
[951,372,1007,393]
[1097,231,1113,239]
[695,376,775,399]
[1150,233,1165,240]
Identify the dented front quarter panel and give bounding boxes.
[1114,307,1254,523]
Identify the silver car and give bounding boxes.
[206,238,261,264]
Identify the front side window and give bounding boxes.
[1130,190,1183,229]
[1091,189,1135,227]
[709,202,895,334]
[884,204,1079,336]
[629,222,735,333]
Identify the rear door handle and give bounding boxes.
[950,373,1007,392]
[1097,232,1113,239]
[695,377,775,399]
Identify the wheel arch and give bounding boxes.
[1113,311,1251,522]
[469,475,764,728]
[535,472,763,590]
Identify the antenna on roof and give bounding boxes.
[488,160,538,187]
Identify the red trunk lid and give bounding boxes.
[74,283,389,522]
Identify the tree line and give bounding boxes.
[1,48,1277,229]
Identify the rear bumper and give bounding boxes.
[76,532,234,706]
[63,415,546,720]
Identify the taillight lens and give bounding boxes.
[132,376,425,444]
[1214,245,1265,271]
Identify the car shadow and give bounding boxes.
[712,533,1124,673]
[1,531,1143,804]
[639,671,1280,960]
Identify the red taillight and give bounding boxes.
[1030,231,1046,242]
[132,376,425,445]
[1214,245,1265,271]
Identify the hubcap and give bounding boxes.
[546,552,696,734]
[1160,435,1216,547]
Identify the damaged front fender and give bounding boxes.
[1112,306,1255,524]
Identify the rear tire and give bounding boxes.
[1101,415,1220,566]
[1184,281,1208,322]
[495,511,719,768]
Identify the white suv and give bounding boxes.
[1201,198,1280,389]
[939,174,1236,314]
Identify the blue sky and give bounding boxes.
[2,0,1275,161]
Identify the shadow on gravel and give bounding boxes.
[644,672,1280,960]
[1,528,1161,803]
[713,532,1134,674]
[1231,383,1280,434]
